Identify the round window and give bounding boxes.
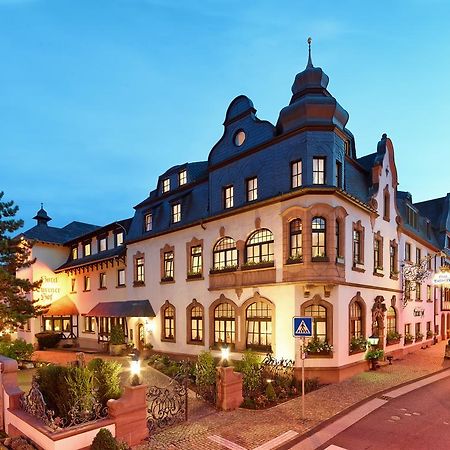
[234,130,246,147]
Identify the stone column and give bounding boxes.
[216,367,243,411]
[107,384,149,446]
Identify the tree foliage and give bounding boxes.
[0,191,42,330]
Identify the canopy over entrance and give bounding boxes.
[43,295,79,316]
[85,300,156,318]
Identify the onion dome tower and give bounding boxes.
[277,38,349,134]
[33,203,52,226]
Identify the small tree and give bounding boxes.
[0,192,43,331]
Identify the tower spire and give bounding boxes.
[306,37,313,68]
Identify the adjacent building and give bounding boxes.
[17,49,450,382]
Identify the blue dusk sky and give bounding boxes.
[1,0,449,231]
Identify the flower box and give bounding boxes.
[386,338,400,346]
[209,266,238,274]
[160,276,174,283]
[187,272,203,280]
[241,261,274,270]
[286,256,303,265]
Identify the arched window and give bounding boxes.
[214,303,235,346]
[349,302,363,339]
[213,237,238,270]
[304,304,328,341]
[289,219,302,260]
[162,303,175,341]
[190,305,203,343]
[245,229,274,264]
[311,217,326,258]
[386,307,397,334]
[246,301,272,351]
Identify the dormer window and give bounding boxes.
[71,246,78,260]
[98,236,107,252]
[145,213,153,232]
[115,231,124,247]
[162,178,170,193]
[83,241,91,257]
[406,205,418,229]
[178,170,187,186]
[234,130,245,147]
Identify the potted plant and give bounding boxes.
[426,330,434,339]
[386,331,402,345]
[142,342,153,359]
[349,336,368,353]
[415,332,424,342]
[404,333,414,345]
[286,254,303,264]
[109,324,126,356]
[241,260,274,270]
[365,348,384,370]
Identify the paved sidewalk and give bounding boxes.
[31,342,450,450]
[136,341,450,450]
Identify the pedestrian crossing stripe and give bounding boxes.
[296,320,310,335]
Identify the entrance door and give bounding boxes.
[138,323,145,351]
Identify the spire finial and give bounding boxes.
[40,202,43,209]
[306,37,313,68]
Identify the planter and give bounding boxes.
[386,338,400,346]
[306,350,332,358]
[109,343,126,356]
[241,261,274,270]
[209,267,238,275]
[404,339,414,345]
[187,272,203,280]
[286,257,303,265]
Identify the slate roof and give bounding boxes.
[20,221,100,245]
[55,246,126,272]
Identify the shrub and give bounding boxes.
[265,382,276,402]
[194,351,217,403]
[35,332,61,350]
[91,428,129,450]
[109,325,125,345]
[0,338,34,361]
[365,349,384,360]
[88,358,122,407]
[234,351,262,399]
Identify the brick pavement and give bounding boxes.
[31,342,450,450]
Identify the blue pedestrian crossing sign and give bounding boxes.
[293,316,313,337]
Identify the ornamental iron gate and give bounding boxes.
[146,377,188,433]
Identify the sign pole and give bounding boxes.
[301,336,305,420]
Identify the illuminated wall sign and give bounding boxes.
[37,276,61,302]
[433,272,450,285]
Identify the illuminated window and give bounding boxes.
[289,219,302,260]
[71,278,76,293]
[115,231,124,247]
[374,237,382,270]
[190,246,202,275]
[83,276,91,292]
[163,304,175,341]
[99,272,106,289]
[291,160,302,188]
[136,257,145,283]
[163,251,174,279]
[190,304,203,342]
[213,237,238,270]
[304,304,328,342]
[245,229,274,264]
[71,246,78,260]
[405,242,411,261]
[247,177,258,202]
[117,268,125,286]
[98,236,107,252]
[390,242,397,275]
[349,301,362,339]
[223,186,234,209]
[246,301,272,352]
[178,170,187,186]
[84,316,95,333]
[312,217,326,258]
[172,203,181,223]
[416,248,421,264]
[162,178,170,193]
[386,307,397,334]
[214,303,235,346]
[83,241,91,257]
[313,157,326,184]
[353,230,361,265]
[145,213,152,232]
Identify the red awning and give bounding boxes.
[43,296,79,316]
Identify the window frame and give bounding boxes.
[245,301,273,352]
[178,170,187,186]
[117,268,125,287]
[311,217,327,259]
[223,185,234,209]
[144,213,153,232]
[291,160,302,189]
[246,177,258,202]
[313,157,326,185]
[245,228,274,265]
[172,203,181,224]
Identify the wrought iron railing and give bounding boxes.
[20,377,108,432]
[146,378,188,433]
[261,353,295,385]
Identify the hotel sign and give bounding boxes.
[433,272,450,285]
[413,308,424,318]
[37,276,61,302]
